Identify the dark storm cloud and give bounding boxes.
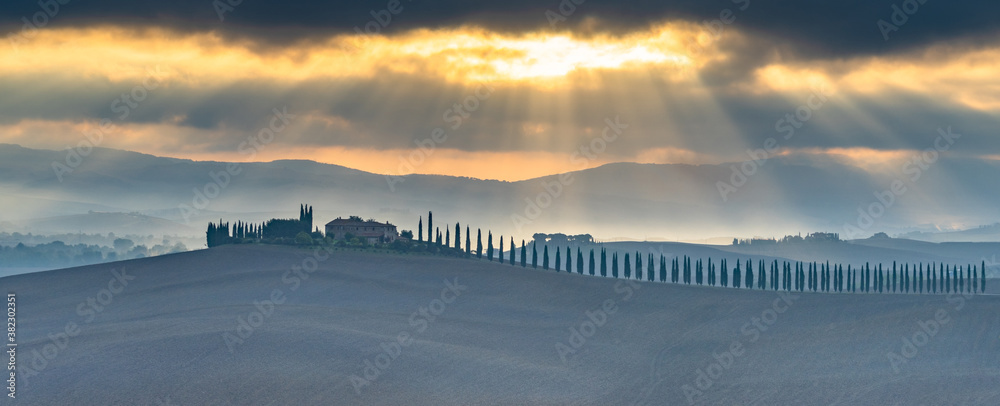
[2,0,998,58]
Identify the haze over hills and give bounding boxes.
[2,144,999,243]
[7,211,198,237]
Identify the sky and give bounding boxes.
[2,0,998,181]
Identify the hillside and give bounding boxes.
[4,246,998,405]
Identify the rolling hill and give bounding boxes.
[4,245,998,405]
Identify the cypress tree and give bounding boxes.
[589,249,596,276]
[445,226,450,248]
[955,266,965,293]
[661,255,668,283]
[520,240,527,267]
[892,262,897,293]
[696,259,704,285]
[566,247,571,272]
[939,263,944,293]
[931,263,936,294]
[466,226,471,255]
[945,264,951,293]
[720,259,728,287]
[827,261,832,292]
[846,266,851,293]
[832,264,838,292]
[511,237,516,267]
[815,262,820,292]
[733,260,741,288]
[428,212,433,244]
[973,265,978,294]
[510,239,516,266]
[954,265,959,293]
[904,263,909,293]
[879,264,884,293]
[920,263,925,294]
[576,248,584,274]
[415,215,421,241]
[982,260,987,294]
[799,262,804,292]
[636,252,644,281]
[864,263,869,293]
[707,258,714,286]
[499,236,505,264]
[543,245,550,270]
[817,263,822,292]
[554,246,560,271]
[454,223,461,249]
[746,259,754,290]
[487,232,494,260]
[612,253,619,278]
[531,244,538,268]
[672,257,679,283]
[476,229,483,259]
[646,254,653,282]
[624,253,631,279]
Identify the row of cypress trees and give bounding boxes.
[415,213,989,295]
[528,248,989,295]
[554,248,988,295]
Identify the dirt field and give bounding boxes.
[4,245,999,405]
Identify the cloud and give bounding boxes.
[3,0,998,58]
[2,22,1000,181]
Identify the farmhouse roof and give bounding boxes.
[325,218,396,227]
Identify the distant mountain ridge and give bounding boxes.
[1,143,998,242]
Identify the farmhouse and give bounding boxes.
[325,217,400,244]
